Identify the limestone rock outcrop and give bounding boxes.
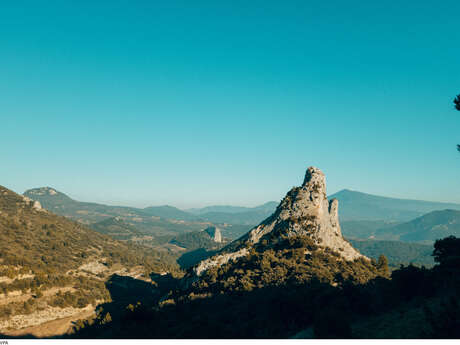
[243,166,362,260]
[204,226,222,243]
[192,166,366,277]
[22,196,44,212]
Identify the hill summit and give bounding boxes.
[193,167,365,276]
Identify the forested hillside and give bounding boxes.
[68,236,460,339]
[0,186,180,335]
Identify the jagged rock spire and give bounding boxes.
[192,166,365,277]
[205,226,222,243]
[246,166,363,260]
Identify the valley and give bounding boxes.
[2,168,460,338]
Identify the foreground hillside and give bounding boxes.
[66,168,460,339]
[0,186,179,335]
[66,167,382,337]
[69,235,460,339]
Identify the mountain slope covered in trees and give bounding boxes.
[0,186,179,335]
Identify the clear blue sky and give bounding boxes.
[1,1,460,208]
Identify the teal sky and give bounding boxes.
[1,1,460,208]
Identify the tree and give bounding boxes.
[377,254,390,277]
[101,312,112,324]
[432,236,460,267]
[455,95,460,151]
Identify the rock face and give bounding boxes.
[192,166,365,277]
[25,187,58,196]
[243,166,363,260]
[194,248,248,277]
[204,226,222,243]
[21,196,44,212]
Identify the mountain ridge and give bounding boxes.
[330,189,460,221]
[376,209,460,243]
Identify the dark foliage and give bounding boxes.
[455,94,460,151]
[65,235,460,339]
[349,239,434,267]
[169,231,224,252]
[432,235,460,266]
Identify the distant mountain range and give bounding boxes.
[190,189,460,225]
[330,189,460,222]
[23,186,460,244]
[375,209,460,243]
[186,202,278,225]
[188,202,278,215]
[24,187,277,228]
[143,205,199,221]
[24,187,202,223]
[23,187,210,241]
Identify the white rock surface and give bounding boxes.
[243,166,364,260]
[204,226,222,243]
[193,248,248,277]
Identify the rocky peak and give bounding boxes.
[192,166,365,277]
[303,166,326,192]
[246,166,363,259]
[25,187,59,196]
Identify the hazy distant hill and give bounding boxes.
[25,187,460,242]
[188,202,278,215]
[143,205,200,221]
[375,209,460,243]
[24,187,146,224]
[340,220,400,239]
[90,217,143,240]
[192,191,460,226]
[23,187,209,238]
[329,189,460,222]
[189,201,278,225]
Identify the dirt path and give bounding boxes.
[3,307,95,338]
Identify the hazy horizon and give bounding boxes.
[2,2,460,208]
[12,182,460,210]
